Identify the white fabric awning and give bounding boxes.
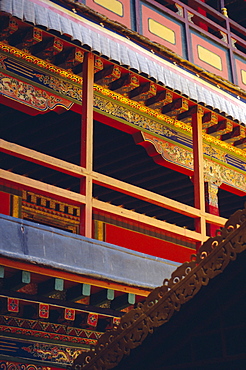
[1,0,246,124]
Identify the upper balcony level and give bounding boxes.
[0,0,245,261]
[72,0,246,90]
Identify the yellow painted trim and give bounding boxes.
[241,69,246,85]
[94,86,246,159]
[148,18,176,45]
[12,195,21,218]
[94,0,123,16]
[197,45,222,71]
[95,220,105,241]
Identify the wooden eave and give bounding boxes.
[71,205,246,369]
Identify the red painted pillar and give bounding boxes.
[191,106,206,252]
[80,52,94,237]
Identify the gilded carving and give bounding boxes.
[141,132,246,191]
[95,88,246,159]
[94,94,175,137]
[22,191,80,233]
[205,182,220,208]
[203,142,227,162]
[35,73,82,100]
[0,72,73,111]
[94,84,176,124]
[0,53,82,101]
[0,42,82,84]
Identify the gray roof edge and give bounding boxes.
[0,214,180,289]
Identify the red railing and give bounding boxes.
[51,1,246,86]
[139,0,246,85]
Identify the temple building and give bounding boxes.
[0,0,245,369]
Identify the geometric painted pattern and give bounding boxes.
[0,316,102,346]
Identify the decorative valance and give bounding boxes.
[1,0,246,124]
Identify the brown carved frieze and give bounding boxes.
[71,205,246,369]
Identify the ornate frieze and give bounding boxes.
[0,53,82,101]
[1,43,245,193]
[0,42,82,84]
[21,191,81,233]
[0,336,85,365]
[95,88,246,157]
[141,132,246,192]
[94,84,177,127]
[0,362,59,370]
[0,315,102,346]
[34,73,81,101]
[0,72,73,111]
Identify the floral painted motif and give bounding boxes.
[22,343,82,364]
[0,338,87,365]
[0,361,54,370]
[35,74,81,100]
[0,73,73,111]
[94,94,174,138]
[142,132,246,191]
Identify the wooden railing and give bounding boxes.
[0,138,226,243]
[139,0,246,85]
[142,0,245,55]
[71,202,246,370]
[67,0,246,87]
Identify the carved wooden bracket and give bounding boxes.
[129,82,157,103]
[109,73,139,94]
[207,119,233,138]
[71,206,246,369]
[162,97,189,117]
[145,90,173,110]
[222,125,246,144]
[177,104,204,123]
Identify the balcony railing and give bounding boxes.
[71,0,246,90]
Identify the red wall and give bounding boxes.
[0,191,10,216]
[105,224,194,263]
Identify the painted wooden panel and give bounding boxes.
[235,56,246,90]
[105,223,193,263]
[0,191,10,215]
[191,32,229,80]
[85,0,132,29]
[140,3,183,57]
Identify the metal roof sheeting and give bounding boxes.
[1,0,246,124]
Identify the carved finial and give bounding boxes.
[221,8,228,17]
